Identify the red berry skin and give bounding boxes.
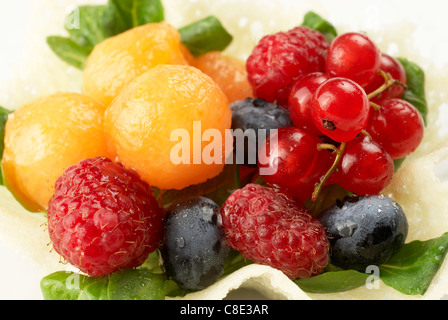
[366,99,424,159]
[364,54,407,102]
[288,72,331,136]
[221,184,330,279]
[258,127,333,202]
[47,157,163,277]
[325,32,381,87]
[246,26,329,107]
[332,136,394,196]
[312,77,370,142]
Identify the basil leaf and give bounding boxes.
[40,271,108,300]
[66,5,111,48]
[393,157,406,172]
[0,106,12,185]
[106,0,164,34]
[379,232,448,295]
[179,16,233,57]
[48,0,165,69]
[304,184,353,217]
[302,11,337,42]
[41,269,166,300]
[396,58,428,125]
[295,269,369,294]
[222,249,253,278]
[46,36,91,70]
[108,269,165,300]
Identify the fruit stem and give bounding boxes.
[367,70,397,100]
[317,143,338,152]
[312,142,347,202]
[370,101,381,111]
[361,129,372,139]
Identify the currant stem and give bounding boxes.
[317,143,338,152]
[361,129,372,139]
[312,142,347,202]
[370,101,381,111]
[367,69,402,101]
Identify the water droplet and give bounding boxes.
[176,237,185,248]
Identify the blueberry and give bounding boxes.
[318,195,408,271]
[230,97,292,166]
[161,197,229,291]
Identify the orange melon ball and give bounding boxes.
[105,64,232,190]
[2,93,111,212]
[192,51,254,103]
[83,22,189,106]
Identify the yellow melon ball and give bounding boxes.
[192,51,254,103]
[2,93,111,212]
[83,22,189,106]
[105,64,232,190]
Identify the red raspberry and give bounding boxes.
[246,26,329,107]
[220,184,330,279]
[47,157,163,277]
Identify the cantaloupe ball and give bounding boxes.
[192,51,254,103]
[83,22,189,106]
[105,64,232,190]
[2,93,111,212]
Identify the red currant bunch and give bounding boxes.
[248,28,425,203]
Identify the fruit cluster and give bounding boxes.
[224,26,422,280]
[246,29,424,203]
[2,11,424,294]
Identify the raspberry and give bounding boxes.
[246,26,329,107]
[47,157,163,277]
[220,184,330,279]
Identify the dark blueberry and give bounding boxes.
[230,97,292,166]
[161,197,229,291]
[318,195,408,271]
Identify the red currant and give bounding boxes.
[258,126,333,202]
[331,135,394,196]
[288,72,331,136]
[364,54,407,102]
[366,99,424,159]
[311,77,370,143]
[325,32,381,87]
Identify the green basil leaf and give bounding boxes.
[301,11,337,42]
[108,269,165,300]
[379,232,448,295]
[46,36,91,70]
[66,5,111,48]
[304,184,353,217]
[139,249,164,274]
[393,157,406,172]
[40,271,108,300]
[396,57,428,125]
[41,269,166,300]
[106,0,164,34]
[0,106,12,185]
[179,16,233,57]
[222,249,253,278]
[295,269,369,294]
